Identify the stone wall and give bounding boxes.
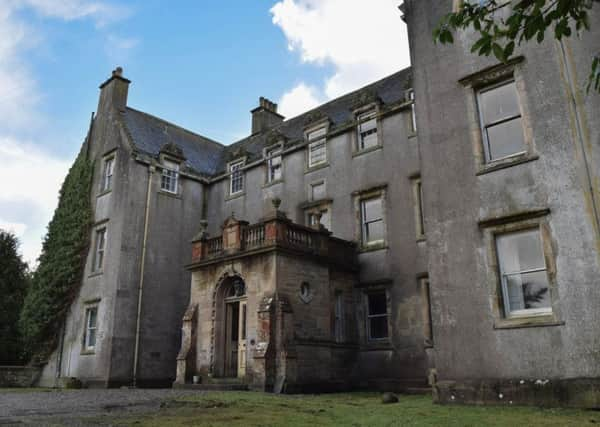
[0,366,41,387]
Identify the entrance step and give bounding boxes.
[173,382,248,391]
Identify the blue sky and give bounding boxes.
[0,0,410,264]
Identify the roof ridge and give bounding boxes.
[125,107,225,148]
[227,66,412,147]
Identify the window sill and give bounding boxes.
[476,153,539,176]
[407,132,417,139]
[80,349,96,356]
[359,242,388,253]
[361,341,392,351]
[352,145,382,158]
[493,314,564,330]
[416,236,426,243]
[158,190,182,199]
[304,162,330,174]
[226,191,245,201]
[262,179,283,189]
[97,189,112,198]
[88,271,104,279]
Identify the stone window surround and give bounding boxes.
[478,208,564,330]
[352,184,389,252]
[90,220,108,276]
[405,89,417,137]
[158,154,182,196]
[417,274,433,348]
[357,280,393,346]
[304,119,330,173]
[305,200,332,231]
[351,102,383,156]
[99,149,117,196]
[460,56,539,176]
[226,157,247,199]
[410,173,426,241]
[263,142,284,186]
[81,300,100,355]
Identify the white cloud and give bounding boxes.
[0,138,71,265]
[105,34,140,63]
[271,0,411,115]
[0,0,131,265]
[278,82,323,118]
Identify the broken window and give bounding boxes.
[161,159,179,193]
[229,160,245,195]
[307,127,327,167]
[357,110,378,150]
[477,80,525,162]
[83,306,98,351]
[496,228,552,317]
[367,291,389,341]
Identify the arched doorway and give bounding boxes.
[216,276,247,378]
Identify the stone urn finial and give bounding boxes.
[272,197,282,211]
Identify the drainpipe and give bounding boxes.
[558,40,600,245]
[132,164,154,387]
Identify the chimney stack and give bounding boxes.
[97,66,131,115]
[251,97,284,134]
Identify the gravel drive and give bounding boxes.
[0,388,202,426]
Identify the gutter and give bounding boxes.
[132,164,154,387]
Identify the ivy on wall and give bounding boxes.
[20,147,94,361]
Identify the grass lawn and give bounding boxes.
[115,392,600,427]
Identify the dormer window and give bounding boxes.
[161,159,179,193]
[229,160,245,195]
[357,110,378,150]
[307,128,327,168]
[265,147,282,183]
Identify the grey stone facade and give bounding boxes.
[38,2,600,406]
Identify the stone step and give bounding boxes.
[173,382,248,391]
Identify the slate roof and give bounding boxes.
[122,107,225,176]
[120,67,412,177]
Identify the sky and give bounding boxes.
[0,0,410,266]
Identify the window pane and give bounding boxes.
[480,81,520,125]
[309,141,326,165]
[504,270,551,313]
[88,308,97,328]
[486,117,525,160]
[361,131,378,149]
[368,292,387,315]
[366,220,384,242]
[497,229,545,273]
[363,198,382,221]
[359,117,376,133]
[369,316,389,340]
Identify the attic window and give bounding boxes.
[230,160,245,195]
[307,127,327,168]
[161,160,179,193]
[357,110,378,150]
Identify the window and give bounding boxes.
[83,306,98,351]
[334,291,344,343]
[310,181,325,201]
[357,110,378,150]
[307,128,327,167]
[361,197,384,245]
[366,291,388,341]
[496,229,551,318]
[229,160,245,195]
[407,89,417,134]
[412,177,425,239]
[419,278,433,347]
[161,160,179,193]
[101,157,114,192]
[308,209,330,230]
[266,148,282,183]
[477,80,525,163]
[93,228,106,272]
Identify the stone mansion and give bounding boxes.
[38,1,600,407]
